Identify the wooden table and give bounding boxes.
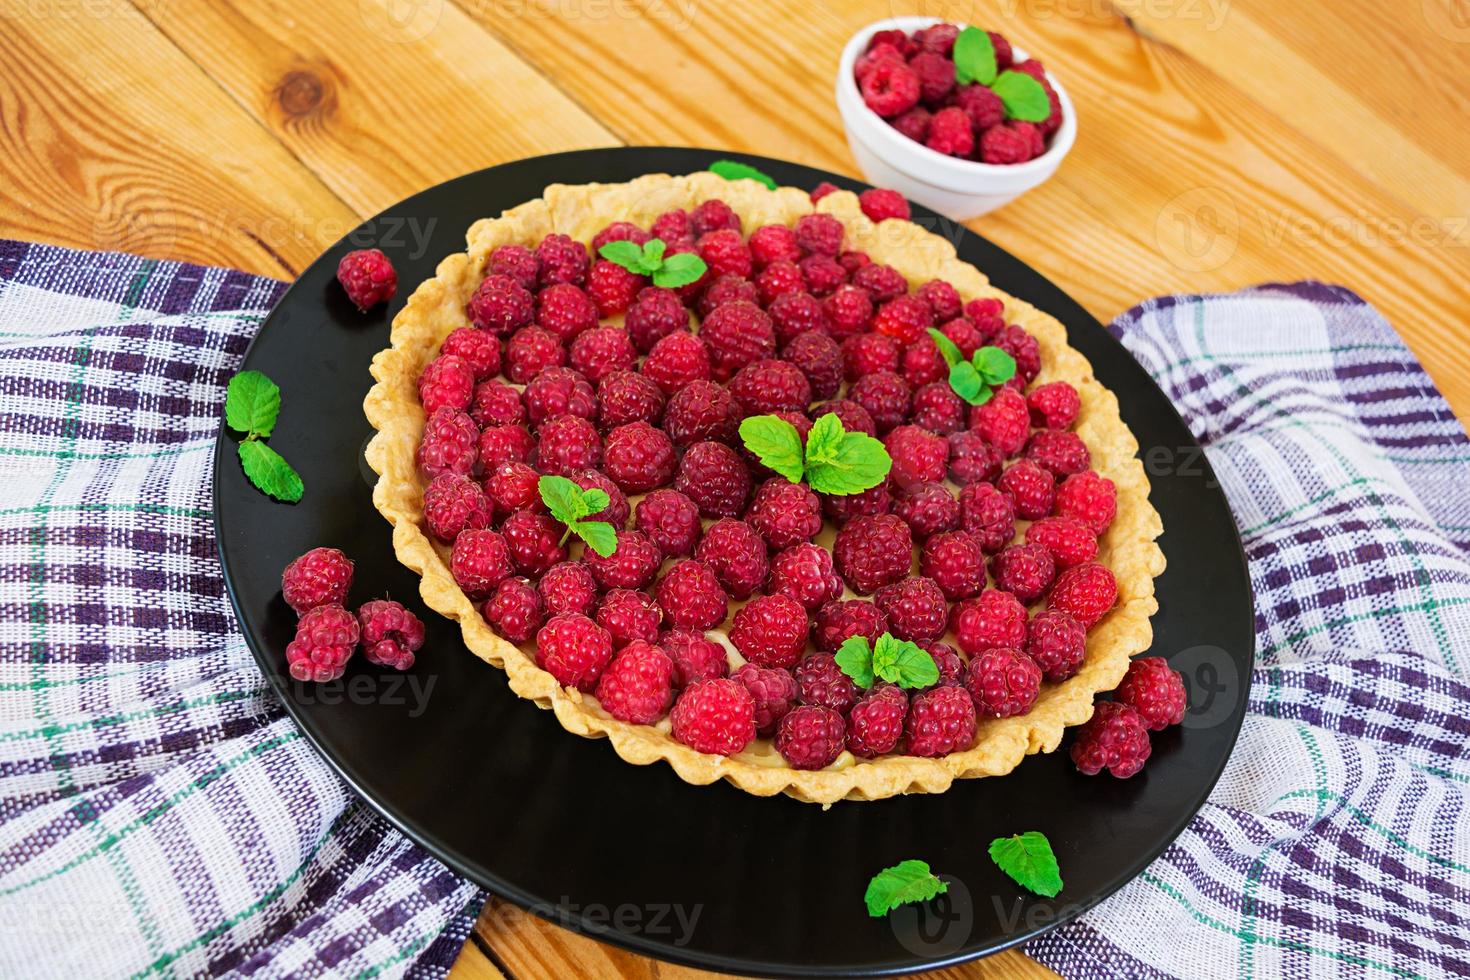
[3,2,1467,977]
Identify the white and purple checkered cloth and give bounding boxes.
[0,242,1466,978]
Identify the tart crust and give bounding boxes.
[364,172,1165,805]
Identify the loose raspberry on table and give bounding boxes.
[595,588,664,648]
[602,421,676,494]
[794,213,845,257]
[697,274,759,320]
[534,283,598,343]
[700,301,777,381]
[1071,701,1151,778]
[467,274,535,336]
[776,704,846,770]
[919,530,985,601]
[812,398,877,436]
[285,603,359,682]
[336,248,397,311]
[998,459,1056,520]
[954,83,1004,131]
[820,482,892,525]
[841,333,900,381]
[728,359,812,417]
[671,678,755,755]
[859,188,911,223]
[470,378,525,429]
[535,233,589,288]
[450,528,514,600]
[536,415,602,476]
[694,518,768,600]
[905,685,976,757]
[1028,381,1081,430]
[595,641,674,725]
[587,259,644,318]
[964,647,1041,718]
[583,530,662,591]
[650,208,693,244]
[903,342,952,392]
[522,367,596,429]
[847,685,907,757]
[958,481,1016,553]
[417,407,478,479]
[591,220,651,253]
[1049,562,1118,628]
[747,224,802,269]
[642,332,710,395]
[696,228,753,280]
[570,468,629,527]
[873,295,935,345]
[281,547,353,614]
[440,328,501,381]
[675,441,753,518]
[852,263,908,303]
[795,652,860,714]
[538,561,598,618]
[768,542,845,611]
[990,542,1057,604]
[875,576,948,642]
[422,473,493,543]
[779,330,843,401]
[732,663,798,736]
[1055,471,1117,534]
[595,370,663,430]
[482,576,546,645]
[1026,608,1087,682]
[799,255,847,298]
[691,198,742,237]
[860,59,921,118]
[487,244,538,290]
[746,478,823,551]
[536,612,613,691]
[849,371,912,434]
[971,387,1030,457]
[482,461,542,520]
[994,324,1042,384]
[822,284,874,338]
[894,481,961,541]
[951,589,1028,655]
[654,559,729,632]
[814,599,887,653]
[1025,517,1098,569]
[504,326,566,384]
[661,628,729,688]
[927,106,974,157]
[979,122,1036,165]
[477,423,534,471]
[833,514,913,595]
[634,488,702,557]
[501,509,568,577]
[754,261,806,306]
[884,425,949,490]
[1026,429,1091,477]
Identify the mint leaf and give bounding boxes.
[238,440,302,503]
[538,475,591,524]
[834,635,875,689]
[642,238,667,267]
[872,633,940,688]
[225,370,281,438]
[573,520,618,558]
[806,429,892,496]
[989,832,1063,897]
[953,26,998,86]
[598,240,645,272]
[991,70,1051,122]
[580,487,611,516]
[927,328,964,368]
[654,252,707,289]
[739,415,805,483]
[865,860,948,917]
[948,361,986,405]
[710,159,778,191]
[973,346,1017,386]
[803,413,845,466]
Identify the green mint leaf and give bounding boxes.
[865,860,948,918]
[641,238,668,272]
[991,70,1051,122]
[989,832,1063,897]
[871,633,940,689]
[948,361,986,405]
[972,385,996,406]
[225,370,281,438]
[972,346,1017,386]
[926,328,964,368]
[834,635,875,689]
[739,415,805,483]
[953,26,998,86]
[597,239,645,273]
[803,413,845,467]
[806,430,892,496]
[653,252,707,289]
[238,440,302,503]
[580,487,611,516]
[573,520,618,558]
[538,474,591,524]
[709,159,778,191]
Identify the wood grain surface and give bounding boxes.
[1,1,1467,977]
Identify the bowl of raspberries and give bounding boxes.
[837,18,1075,219]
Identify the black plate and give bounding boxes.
[214,148,1253,977]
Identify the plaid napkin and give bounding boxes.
[1,241,1467,979]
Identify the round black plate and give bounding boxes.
[215,148,1253,977]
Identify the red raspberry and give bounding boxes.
[847,685,907,757]
[916,22,959,54]
[285,603,359,681]
[951,590,1028,655]
[675,441,752,518]
[926,106,974,157]
[768,542,844,612]
[501,509,568,576]
[1028,381,1081,430]
[336,248,397,311]
[421,473,493,543]
[939,315,986,356]
[450,528,514,599]
[964,647,1041,718]
[873,296,934,345]
[1026,609,1087,682]
[965,297,1004,321]
[477,423,534,470]
[849,371,912,434]
[841,333,900,380]
[440,328,501,381]
[1055,471,1117,534]
[595,641,674,724]
[488,244,538,290]
[995,325,1041,384]
[570,468,629,527]
[731,663,798,735]
[820,482,892,525]
[948,429,1003,487]
[775,704,846,770]
[536,612,613,691]
[767,292,829,345]
[852,263,908,303]
[566,326,633,385]
[482,576,546,645]
[744,224,799,269]
[700,301,776,381]
[971,387,1029,456]
[642,332,710,395]
[1038,78,1063,137]
[670,679,755,755]
[884,424,949,490]
[856,40,906,82]
[859,59,921,117]
[795,652,859,713]
[281,547,353,614]
[416,407,478,479]
[584,530,661,591]
[587,260,644,317]
[504,326,566,384]
[798,255,847,297]
[990,32,1015,67]
[654,559,728,632]
[602,421,676,494]
[875,576,948,642]
[533,283,597,343]
[810,181,840,202]
[822,284,874,338]
[954,84,1004,131]
[595,371,663,430]
[696,274,758,319]
[990,543,1056,604]
[619,287,686,354]
[908,50,955,104]
[595,588,664,648]
[814,599,887,653]
[894,482,961,541]
[650,209,693,244]
[919,530,985,600]
[746,478,822,551]
[591,221,651,253]
[780,330,843,401]
[904,685,976,757]
[1071,701,1151,777]
[958,481,1016,553]
[634,488,703,557]
[998,460,1056,520]
[467,274,534,336]
[754,261,805,306]
[1026,517,1098,569]
[922,642,966,690]
[695,228,752,280]
[903,343,952,392]
[470,378,525,429]
[979,123,1034,165]
[913,281,960,323]
[662,628,729,689]
[482,461,542,520]
[859,188,911,222]
[691,198,742,237]
[538,561,598,618]
[535,233,589,288]
[522,367,595,428]
[1025,429,1091,477]
[891,106,931,143]
[794,213,845,257]
[812,398,876,436]
[833,514,913,595]
[1114,657,1186,731]
[728,359,812,417]
[537,415,602,476]
[694,518,768,600]
[1049,562,1118,628]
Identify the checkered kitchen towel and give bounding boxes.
[0,243,1467,979]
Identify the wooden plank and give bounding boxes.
[448,938,508,980]
[0,2,357,277]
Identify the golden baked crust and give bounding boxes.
[364,172,1166,805]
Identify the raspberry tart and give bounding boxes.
[365,171,1164,804]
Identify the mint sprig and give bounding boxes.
[952,27,1053,124]
[989,832,1063,897]
[537,475,618,558]
[990,70,1051,122]
[739,412,891,496]
[865,860,948,917]
[953,26,998,86]
[709,159,778,191]
[598,238,707,289]
[224,370,302,503]
[928,330,1017,406]
[835,632,940,690]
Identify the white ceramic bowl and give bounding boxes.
[836,17,1076,220]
